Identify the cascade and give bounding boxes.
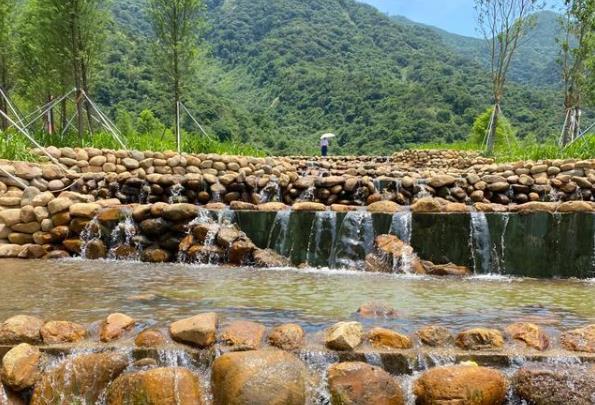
[108,209,139,260]
[298,186,316,202]
[469,211,492,274]
[168,183,185,203]
[495,213,510,273]
[390,209,412,244]
[259,177,282,203]
[79,216,102,259]
[330,210,374,269]
[306,210,337,266]
[267,210,292,257]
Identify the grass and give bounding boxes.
[0,129,265,161]
[419,134,595,162]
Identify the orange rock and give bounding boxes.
[135,329,167,347]
[1,343,41,391]
[268,324,305,351]
[455,328,504,350]
[41,321,86,344]
[367,327,412,350]
[100,313,135,343]
[560,324,595,353]
[328,362,404,405]
[505,322,549,351]
[106,367,205,405]
[414,365,508,405]
[169,313,217,348]
[416,325,453,347]
[220,320,266,350]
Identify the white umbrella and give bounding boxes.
[320,133,336,139]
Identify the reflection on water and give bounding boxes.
[0,259,592,332]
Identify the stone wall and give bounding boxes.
[0,309,593,404]
[0,147,590,207]
[392,149,494,169]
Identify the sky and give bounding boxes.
[359,0,562,38]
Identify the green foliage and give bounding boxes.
[0,128,263,160]
[469,107,516,149]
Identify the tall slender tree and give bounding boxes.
[25,0,110,137]
[474,0,543,154]
[148,0,207,152]
[0,0,17,131]
[559,0,594,145]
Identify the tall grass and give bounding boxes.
[419,134,595,162]
[0,129,264,161]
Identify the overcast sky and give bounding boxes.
[359,0,562,37]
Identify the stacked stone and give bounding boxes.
[392,149,494,169]
[0,311,593,405]
[0,148,591,207]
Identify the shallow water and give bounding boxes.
[0,259,593,332]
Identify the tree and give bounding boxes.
[28,0,110,137]
[148,0,207,152]
[474,0,543,154]
[559,0,595,145]
[0,0,17,131]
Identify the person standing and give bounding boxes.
[321,136,330,157]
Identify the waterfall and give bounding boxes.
[108,209,139,260]
[470,211,492,274]
[259,177,282,203]
[216,208,235,225]
[390,209,412,245]
[495,213,510,273]
[306,211,337,266]
[330,210,374,269]
[79,216,101,259]
[168,183,184,203]
[298,351,337,404]
[298,186,316,202]
[267,210,292,257]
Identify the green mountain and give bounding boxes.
[393,10,564,87]
[96,0,562,155]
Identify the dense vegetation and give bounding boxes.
[395,11,565,88]
[1,0,593,157]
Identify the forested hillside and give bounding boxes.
[394,11,564,87]
[7,0,569,155]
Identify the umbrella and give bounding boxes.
[320,133,336,139]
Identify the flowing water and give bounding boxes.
[470,211,492,274]
[0,259,592,333]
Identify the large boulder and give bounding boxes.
[0,315,43,344]
[292,202,326,211]
[169,313,217,348]
[560,324,595,353]
[162,203,198,221]
[106,367,205,405]
[220,320,266,351]
[99,313,135,342]
[40,321,86,344]
[413,365,508,405]
[455,328,504,350]
[505,322,549,351]
[1,344,41,391]
[367,201,401,214]
[325,322,363,351]
[211,350,307,405]
[30,352,128,405]
[328,362,405,405]
[513,363,595,405]
[367,327,412,350]
[268,324,305,351]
